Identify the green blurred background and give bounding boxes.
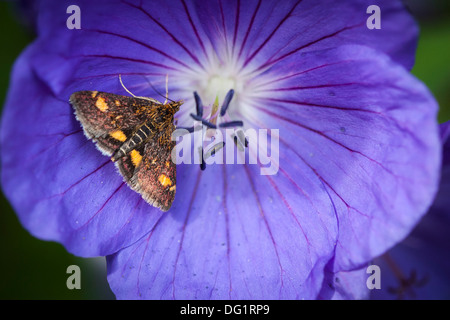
[0,1,449,299]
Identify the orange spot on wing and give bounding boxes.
[158,174,172,187]
[110,130,127,142]
[96,96,108,112]
[130,149,143,167]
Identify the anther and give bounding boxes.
[204,142,225,160]
[193,91,203,117]
[198,146,206,171]
[190,113,217,129]
[219,120,243,128]
[232,129,249,151]
[220,89,234,116]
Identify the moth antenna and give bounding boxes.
[144,76,176,104]
[119,74,138,98]
[164,74,169,105]
[118,74,162,104]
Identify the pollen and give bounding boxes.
[91,91,98,98]
[110,130,127,142]
[130,149,143,167]
[115,100,121,106]
[95,96,108,112]
[158,174,172,187]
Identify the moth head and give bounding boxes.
[169,100,183,113]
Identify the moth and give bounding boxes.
[69,76,183,211]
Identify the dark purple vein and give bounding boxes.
[77,182,126,230]
[232,0,241,54]
[171,170,203,299]
[120,211,168,295]
[81,54,180,71]
[258,106,403,181]
[26,133,89,165]
[124,0,205,69]
[218,0,229,51]
[61,160,111,195]
[243,164,285,297]
[74,72,169,81]
[242,0,303,68]
[256,97,383,115]
[253,24,361,72]
[248,61,346,89]
[284,137,371,222]
[259,82,357,92]
[84,28,194,71]
[237,0,261,60]
[222,165,233,299]
[181,0,208,58]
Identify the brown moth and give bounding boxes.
[69,77,182,211]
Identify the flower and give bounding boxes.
[1,0,441,299]
[369,122,450,300]
[318,122,450,300]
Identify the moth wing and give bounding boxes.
[70,91,157,155]
[93,133,131,157]
[115,139,176,211]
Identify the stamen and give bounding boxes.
[220,89,235,116]
[198,146,206,171]
[382,253,429,299]
[190,113,217,129]
[219,120,244,128]
[204,142,225,160]
[186,90,248,171]
[205,96,220,139]
[193,91,203,117]
[208,96,220,126]
[232,128,249,151]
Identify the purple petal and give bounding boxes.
[1,0,439,300]
[441,121,450,167]
[193,0,418,71]
[107,45,440,299]
[30,0,418,102]
[318,263,370,300]
[370,122,450,299]
[242,45,441,271]
[107,163,337,299]
[1,46,166,256]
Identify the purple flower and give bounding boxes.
[368,122,450,300]
[1,0,441,299]
[318,122,450,300]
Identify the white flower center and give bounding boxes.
[175,46,271,125]
[206,74,236,102]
